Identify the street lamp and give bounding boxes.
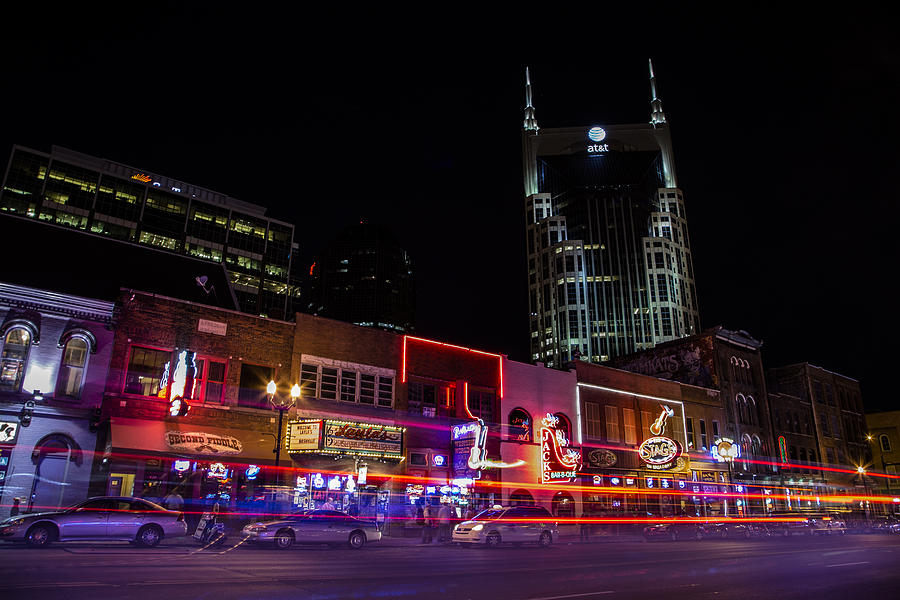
[267,381,297,471]
[858,466,871,526]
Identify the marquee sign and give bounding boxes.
[587,126,609,153]
[452,419,486,480]
[711,437,740,463]
[165,431,243,455]
[638,436,682,470]
[540,413,582,484]
[287,419,404,459]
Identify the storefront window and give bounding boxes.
[552,491,576,517]
[508,408,532,442]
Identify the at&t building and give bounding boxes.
[522,62,701,367]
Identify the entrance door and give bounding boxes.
[30,454,70,512]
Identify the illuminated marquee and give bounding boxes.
[540,413,582,484]
[711,437,740,463]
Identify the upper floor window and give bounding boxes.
[508,407,532,442]
[554,413,572,443]
[1,327,33,392]
[191,357,227,404]
[123,346,170,396]
[880,434,892,453]
[469,389,495,424]
[56,337,88,399]
[584,402,602,439]
[299,357,393,408]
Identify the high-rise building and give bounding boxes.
[307,223,414,333]
[0,145,300,319]
[522,63,700,367]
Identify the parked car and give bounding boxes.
[807,514,847,536]
[452,506,558,547]
[643,520,704,542]
[701,520,756,540]
[867,516,900,534]
[0,496,187,548]
[241,509,381,549]
[765,513,813,537]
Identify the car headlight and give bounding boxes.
[471,523,484,531]
[247,524,267,532]
[4,518,25,526]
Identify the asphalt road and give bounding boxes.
[1,534,899,600]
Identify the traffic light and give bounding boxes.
[168,396,190,417]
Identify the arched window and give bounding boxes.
[1,327,32,392]
[552,490,576,517]
[735,394,746,424]
[554,413,572,442]
[57,336,89,399]
[509,489,535,506]
[741,434,752,470]
[508,407,532,442]
[880,434,892,453]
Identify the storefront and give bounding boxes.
[285,418,405,529]
[103,417,278,525]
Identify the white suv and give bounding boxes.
[452,506,558,547]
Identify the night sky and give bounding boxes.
[2,7,897,410]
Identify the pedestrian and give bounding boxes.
[10,497,21,517]
[438,502,452,542]
[579,514,591,542]
[321,497,335,510]
[165,488,184,511]
[421,502,434,544]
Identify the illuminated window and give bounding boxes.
[0,327,32,392]
[190,357,226,404]
[56,337,88,399]
[623,408,636,445]
[139,231,178,250]
[508,407,532,442]
[123,346,170,396]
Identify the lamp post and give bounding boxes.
[267,381,299,482]
[857,466,871,527]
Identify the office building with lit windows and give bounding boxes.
[0,145,299,319]
[521,63,700,367]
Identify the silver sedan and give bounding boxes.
[0,496,187,548]
[242,509,382,549]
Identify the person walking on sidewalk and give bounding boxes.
[420,502,434,544]
[437,502,452,542]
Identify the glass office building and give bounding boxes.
[0,145,299,318]
[522,64,700,368]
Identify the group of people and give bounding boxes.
[419,501,463,544]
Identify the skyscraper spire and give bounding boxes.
[524,67,539,132]
[649,58,667,126]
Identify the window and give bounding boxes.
[508,407,532,442]
[123,346,170,396]
[712,420,720,439]
[605,405,619,443]
[685,418,695,449]
[584,402,602,438]
[881,434,892,453]
[1,327,32,392]
[190,358,226,404]
[699,419,708,450]
[408,382,436,416]
[237,363,274,409]
[299,360,393,407]
[623,408,637,445]
[56,337,88,399]
[554,413,572,442]
[470,390,495,424]
[641,410,653,440]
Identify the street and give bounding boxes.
[1,534,899,599]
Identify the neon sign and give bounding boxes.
[587,126,609,153]
[173,460,191,472]
[649,405,675,435]
[245,465,260,480]
[778,436,788,463]
[711,437,740,463]
[638,436,682,469]
[208,462,228,478]
[131,173,152,183]
[540,413,581,484]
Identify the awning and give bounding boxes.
[109,417,276,464]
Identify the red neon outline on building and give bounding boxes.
[401,335,503,398]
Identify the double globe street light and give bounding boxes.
[266,381,301,486]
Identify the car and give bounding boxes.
[452,506,558,547]
[643,520,705,541]
[0,496,187,548]
[867,516,900,534]
[765,513,813,537]
[808,514,847,536]
[241,509,381,549]
[702,520,755,540]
